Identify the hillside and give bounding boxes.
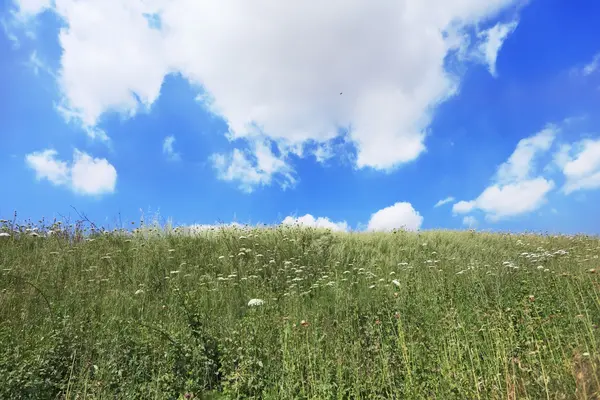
[1,224,599,399]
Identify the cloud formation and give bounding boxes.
[25,149,117,195]
[163,135,181,161]
[582,53,600,76]
[453,125,557,221]
[367,202,423,232]
[462,215,478,228]
[12,0,520,190]
[282,214,349,232]
[434,196,455,208]
[555,138,600,194]
[474,20,518,77]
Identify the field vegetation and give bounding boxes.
[1,217,599,399]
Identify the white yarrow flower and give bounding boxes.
[392,279,400,287]
[248,298,265,307]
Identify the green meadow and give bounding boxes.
[1,220,599,399]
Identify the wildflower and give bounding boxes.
[300,320,309,327]
[168,249,175,252]
[170,270,180,275]
[537,265,544,270]
[528,295,535,302]
[134,289,144,295]
[589,269,596,274]
[583,352,590,357]
[218,256,225,259]
[0,232,10,237]
[394,292,399,297]
[248,298,265,307]
[368,284,376,289]
[392,279,400,287]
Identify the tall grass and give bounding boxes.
[1,218,599,399]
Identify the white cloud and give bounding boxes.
[454,178,554,221]
[25,149,70,185]
[212,140,296,192]
[25,149,117,195]
[453,125,557,220]
[582,53,600,76]
[434,196,454,207]
[496,125,556,183]
[367,202,423,232]
[162,135,181,161]
[475,20,518,77]
[14,0,52,16]
[14,0,521,190]
[462,215,478,228]
[282,214,349,232]
[452,200,475,214]
[556,138,600,194]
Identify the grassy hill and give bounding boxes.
[1,221,599,399]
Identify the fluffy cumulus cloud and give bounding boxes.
[282,214,349,232]
[12,0,521,190]
[453,125,557,221]
[163,135,181,161]
[367,202,423,232]
[25,149,117,195]
[555,138,600,194]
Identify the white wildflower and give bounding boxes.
[0,232,10,237]
[170,270,180,275]
[248,298,265,307]
[392,279,400,287]
[134,289,144,295]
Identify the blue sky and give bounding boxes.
[1,0,600,234]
